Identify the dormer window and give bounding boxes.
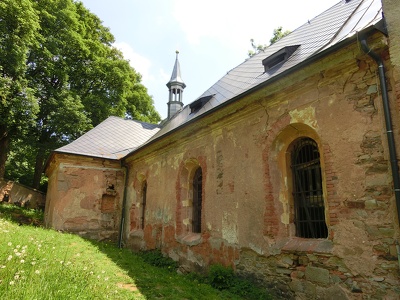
[262,45,300,72]
[189,95,214,114]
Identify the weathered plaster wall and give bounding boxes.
[125,32,399,299]
[45,154,124,241]
[382,0,400,68]
[382,0,400,184]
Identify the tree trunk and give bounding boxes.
[32,149,46,190]
[0,126,10,179]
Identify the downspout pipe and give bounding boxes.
[118,163,129,248]
[360,35,400,226]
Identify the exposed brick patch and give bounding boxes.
[322,142,340,229]
[262,114,291,238]
[175,164,184,235]
[101,194,115,213]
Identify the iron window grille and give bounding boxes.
[192,167,202,233]
[141,182,147,229]
[291,138,328,238]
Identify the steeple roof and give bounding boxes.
[167,51,186,88]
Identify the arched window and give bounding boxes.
[291,138,328,238]
[141,182,147,229]
[192,167,202,233]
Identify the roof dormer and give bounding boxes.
[189,95,214,114]
[262,45,300,72]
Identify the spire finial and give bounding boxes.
[167,50,185,120]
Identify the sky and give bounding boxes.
[79,0,341,120]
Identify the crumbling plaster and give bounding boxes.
[45,155,124,241]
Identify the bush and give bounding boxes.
[206,264,272,299]
[137,250,178,271]
[208,264,235,290]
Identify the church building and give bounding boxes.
[44,0,400,298]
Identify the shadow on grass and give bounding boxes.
[86,238,276,300]
[85,239,242,300]
[0,204,273,299]
[0,203,43,226]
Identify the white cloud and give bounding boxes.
[172,0,340,48]
[173,0,287,46]
[113,42,153,83]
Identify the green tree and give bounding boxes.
[1,0,161,190]
[248,26,291,57]
[27,0,160,189]
[269,26,291,45]
[0,0,40,179]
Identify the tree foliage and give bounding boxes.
[0,0,40,180]
[1,0,161,190]
[248,26,291,58]
[269,26,291,45]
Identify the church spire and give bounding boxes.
[166,51,186,120]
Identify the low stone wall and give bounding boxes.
[0,180,46,210]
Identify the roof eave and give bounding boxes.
[53,150,124,161]
[44,150,122,175]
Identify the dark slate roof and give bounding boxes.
[55,116,160,160]
[148,0,382,144]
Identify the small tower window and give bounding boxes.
[291,138,327,238]
[192,167,202,233]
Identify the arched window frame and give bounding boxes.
[176,158,205,240]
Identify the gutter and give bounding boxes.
[117,163,129,248]
[359,35,400,226]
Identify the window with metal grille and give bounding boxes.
[291,138,328,238]
[192,167,202,233]
[141,182,147,229]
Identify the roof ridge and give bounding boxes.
[313,0,364,54]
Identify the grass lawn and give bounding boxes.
[0,204,272,299]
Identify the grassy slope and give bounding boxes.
[0,205,263,300]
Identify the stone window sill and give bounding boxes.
[177,232,202,246]
[281,238,333,254]
[129,229,144,238]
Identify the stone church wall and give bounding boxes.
[124,32,400,299]
[45,154,124,241]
